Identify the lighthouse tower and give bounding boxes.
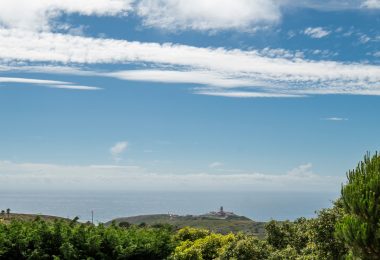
[219,206,225,216]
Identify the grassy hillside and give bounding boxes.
[0,213,70,224]
[107,214,266,237]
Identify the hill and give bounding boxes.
[0,210,267,237]
[0,213,71,224]
[107,213,266,237]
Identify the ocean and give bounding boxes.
[0,191,339,223]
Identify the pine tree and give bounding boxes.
[336,153,380,259]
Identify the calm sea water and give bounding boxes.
[0,191,339,223]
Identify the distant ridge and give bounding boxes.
[0,213,71,224]
[107,207,266,237]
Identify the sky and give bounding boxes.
[0,0,380,192]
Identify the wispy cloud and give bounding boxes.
[322,117,348,121]
[358,33,371,43]
[304,27,331,38]
[196,90,304,98]
[361,0,380,9]
[108,70,256,87]
[0,77,68,85]
[2,29,380,97]
[110,141,128,161]
[0,160,344,192]
[47,85,102,90]
[283,0,363,11]
[209,162,223,168]
[286,163,314,177]
[0,76,101,90]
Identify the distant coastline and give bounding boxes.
[0,190,338,223]
[1,207,267,237]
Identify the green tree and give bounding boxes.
[138,222,147,228]
[119,221,131,228]
[6,209,10,219]
[336,153,380,259]
[265,220,290,250]
[268,245,298,260]
[219,234,271,260]
[309,199,347,259]
[265,219,309,252]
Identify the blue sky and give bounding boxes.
[0,0,380,192]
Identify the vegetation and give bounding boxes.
[1,153,379,259]
[109,214,266,237]
[336,153,380,259]
[0,218,174,259]
[0,212,70,224]
[0,204,349,259]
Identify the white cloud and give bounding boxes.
[359,34,371,43]
[0,0,134,31]
[322,117,348,121]
[0,0,373,34]
[110,141,128,161]
[258,48,304,59]
[136,0,281,31]
[135,1,374,33]
[2,29,380,97]
[0,76,101,90]
[287,163,314,177]
[0,77,68,85]
[108,70,258,87]
[0,160,343,192]
[196,90,303,98]
[304,27,331,38]
[283,0,366,11]
[209,162,223,168]
[47,85,101,90]
[361,0,380,8]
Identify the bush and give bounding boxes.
[220,234,271,260]
[172,229,235,260]
[175,227,210,242]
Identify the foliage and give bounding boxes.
[172,231,235,260]
[0,218,174,260]
[265,201,347,259]
[0,203,348,260]
[309,199,347,259]
[265,218,309,253]
[0,209,349,260]
[219,234,271,260]
[336,153,380,259]
[175,227,210,242]
[109,214,266,237]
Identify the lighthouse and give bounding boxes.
[219,206,225,216]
